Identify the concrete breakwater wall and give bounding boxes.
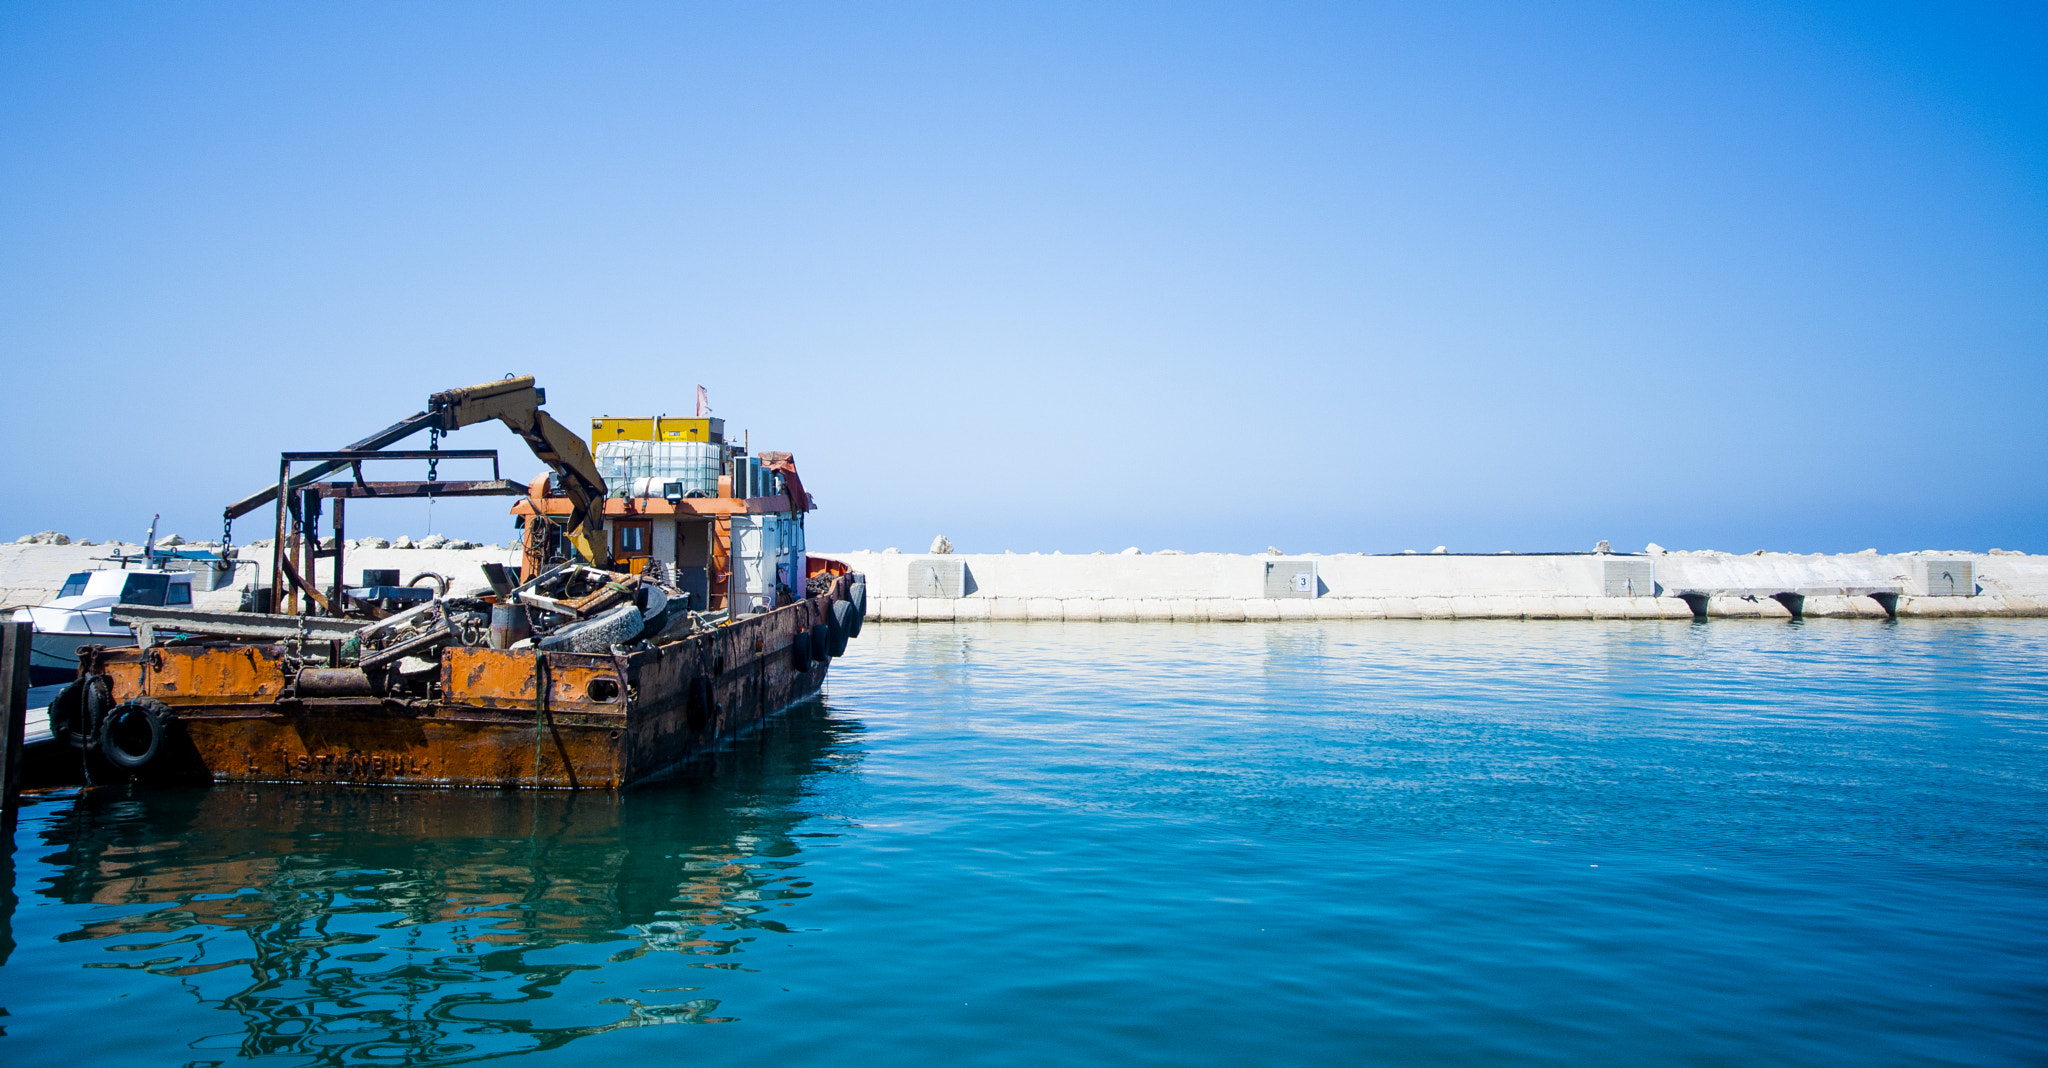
[825,549,2048,621]
[7,543,2042,622]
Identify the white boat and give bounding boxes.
[11,568,197,685]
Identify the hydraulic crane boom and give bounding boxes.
[428,376,610,569]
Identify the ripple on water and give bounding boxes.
[3,619,2045,1066]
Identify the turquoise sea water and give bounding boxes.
[2,619,2045,1066]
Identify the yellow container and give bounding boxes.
[591,417,655,442]
[655,417,724,443]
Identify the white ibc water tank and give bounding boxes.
[594,440,722,497]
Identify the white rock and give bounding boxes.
[358,536,390,549]
[1595,540,1611,554]
[445,539,478,550]
[1004,549,1017,555]
[319,536,336,550]
[1156,549,1186,555]
[13,535,30,544]
[1857,548,1878,555]
[1121,547,1141,555]
[392,535,415,549]
[929,535,953,555]
[1266,547,1284,556]
[1432,546,1447,554]
[882,547,900,554]
[159,534,185,546]
[1402,549,1418,554]
[1645,543,1666,555]
[418,533,450,550]
[1990,548,2023,556]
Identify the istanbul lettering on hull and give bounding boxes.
[278,749,430,779]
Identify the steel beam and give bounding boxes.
[111,606,364,642]
[308,480,527,499]
[224,410,441,521]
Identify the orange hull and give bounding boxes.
[81,575,855,789]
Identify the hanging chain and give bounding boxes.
[425,427,441,535]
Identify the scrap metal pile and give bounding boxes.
[104,562,720,706]
[344,562,711,689]
[363,562,702,654]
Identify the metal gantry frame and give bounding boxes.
[225,377,623,618]
[269,449,525,617]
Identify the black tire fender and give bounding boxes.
[829,600,853,657]
[808,623,831,668]
[49,677,87,749]
[847,581,866,638]
[99,697,175,771]
[85,673,114,722]
[791,628,813,671]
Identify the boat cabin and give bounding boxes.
[12,568,200,682]
[511,417,816,615]
[51,569,195,609]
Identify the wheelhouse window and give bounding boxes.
[58,572,90,598]
[613,521,650,557]
[119,574,170,606]
[166,581,192,606]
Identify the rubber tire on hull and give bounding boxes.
[847,582,866,638]
[48,678,87,750]
[99,697,175,771]
[809,623,832,665]
[791,628,813,671]
[829,600,853,657]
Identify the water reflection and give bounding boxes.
[25,699,859,1065]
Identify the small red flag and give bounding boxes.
[696,385,709,417]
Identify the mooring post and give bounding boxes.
[1,620,30,821]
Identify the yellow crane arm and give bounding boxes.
[429,376,611,569]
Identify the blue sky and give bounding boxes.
[2,2,2043,554]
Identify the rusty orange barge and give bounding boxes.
[51,376,866,790]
